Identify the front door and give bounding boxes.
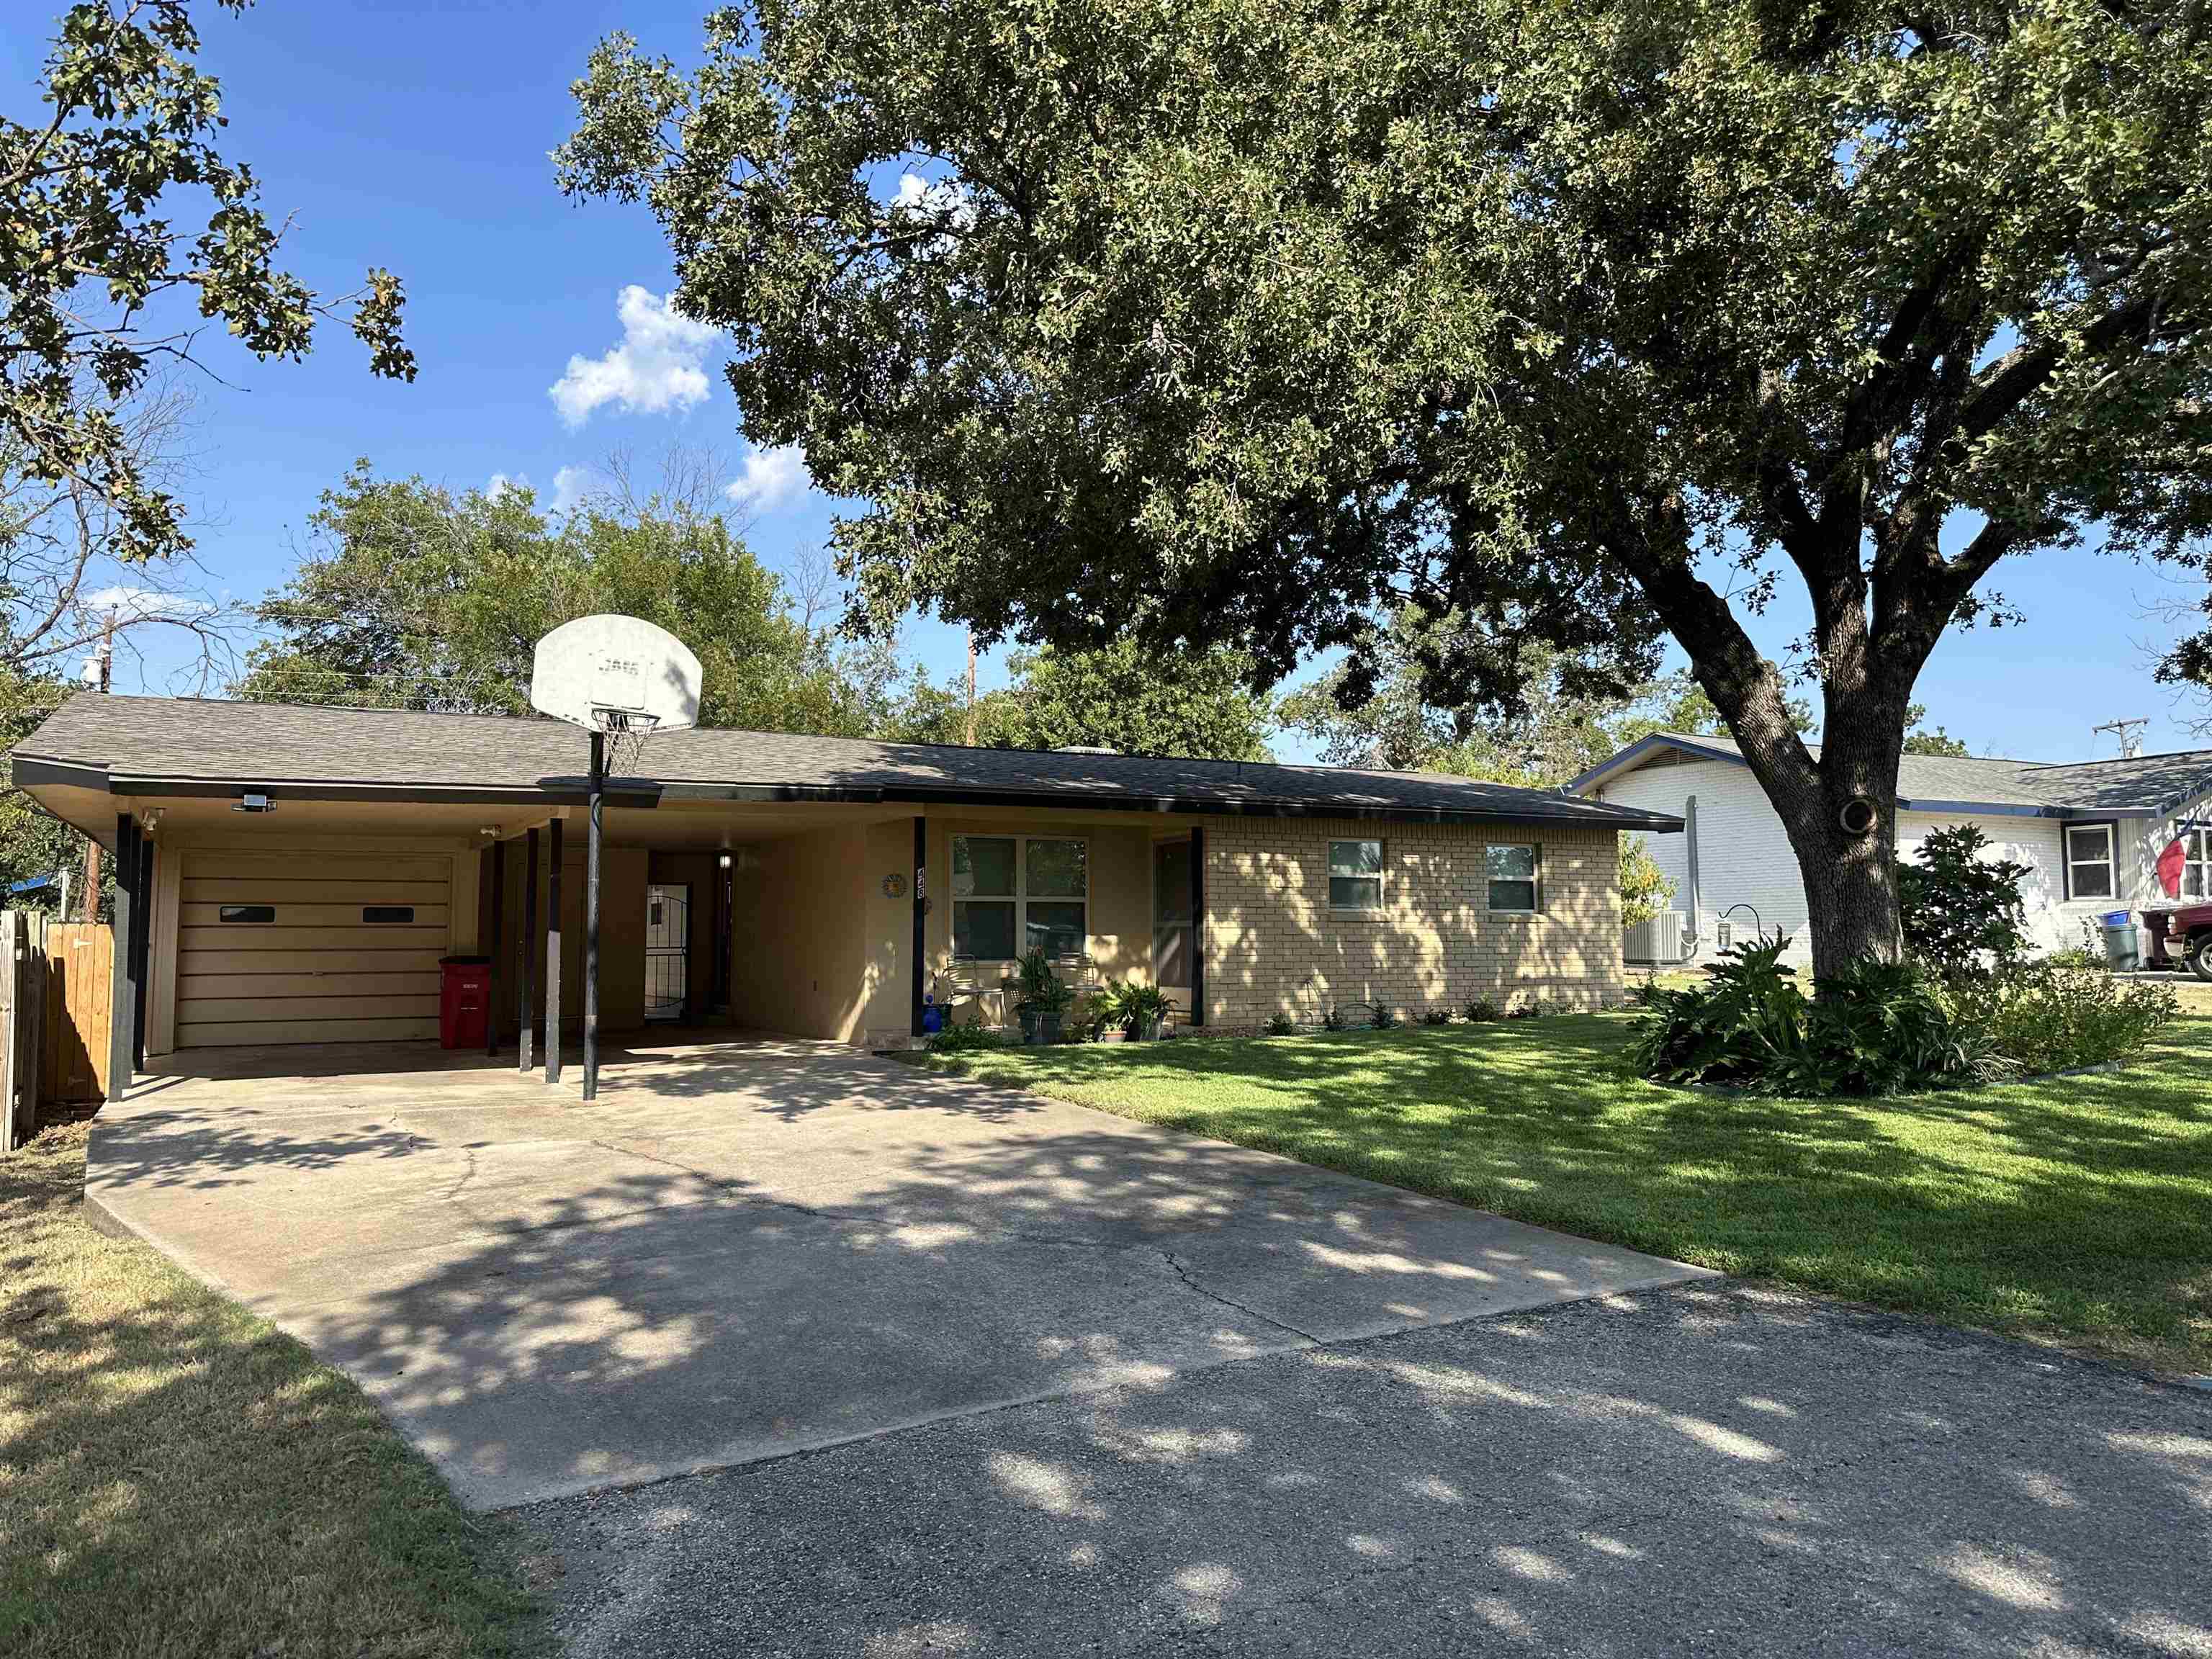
[1153,840,1192,1004]
[644,884,689,1023]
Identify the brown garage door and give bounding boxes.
[175,852,453,1048]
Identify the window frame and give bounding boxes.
[2185,826,2212,902]
[2062,822,2118,903]
[1326,838,1385,915]
[1485,842,1543,915]
[950,833,1090,962]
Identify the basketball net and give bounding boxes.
[592,708,660,778]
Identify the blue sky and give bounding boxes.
[6,1,2206,765]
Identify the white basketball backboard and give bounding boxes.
[531,614,701,732]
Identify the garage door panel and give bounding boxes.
[180,971,444,1000]
[177,994,441,1023]
[180,926,450,954]
[175,851,454,1050]
[178,948,449,976]
[176,1017,443,1048]
[184,878,451,905]
[181,903,450,930]
[181,854,455,883]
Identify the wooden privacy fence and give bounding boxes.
[0,913,112,1154]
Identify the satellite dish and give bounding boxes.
[530,614,701,734]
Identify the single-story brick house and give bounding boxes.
[12,696,1677,1089]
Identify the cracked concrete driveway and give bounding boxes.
[84,1035,1707,1509]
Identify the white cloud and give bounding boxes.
[79,584,213,622]
[549,285,721,428]
[551,465,590,516]
[724,444,809,514]
[486,471,526,500]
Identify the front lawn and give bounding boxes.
[917,1010,2212,1373]
[0,1110,541,1658]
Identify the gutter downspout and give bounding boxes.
[1681,795,1701,963]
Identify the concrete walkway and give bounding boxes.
[86,1035,1708,1509]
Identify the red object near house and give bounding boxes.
[2157,837,2188,899]
[439,957,491,1050]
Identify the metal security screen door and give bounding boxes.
[1153,840,1193,995]
[644,884,689,1023]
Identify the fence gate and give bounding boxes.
[0,912,50,1152]
[43,922,112,1106]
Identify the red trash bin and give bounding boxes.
[439,956,491,1050]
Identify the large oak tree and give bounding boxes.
[559,0,2212,974]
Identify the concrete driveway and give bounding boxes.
[85,1035,1707,1509]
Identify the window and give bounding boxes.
[2185,828,2211,902]
[951,835,1088,960]
[1486,844,1540,913]
[217,904,274,924]
[1328,840,1384,910]
[361,905,415,925]
[2065,824,2116,901]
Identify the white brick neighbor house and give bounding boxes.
[1573,732,2212,968]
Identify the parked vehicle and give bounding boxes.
[2172,902,2212,981]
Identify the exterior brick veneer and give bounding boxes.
[1202,818,1623,1027]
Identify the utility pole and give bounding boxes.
[965,628,977,745]
[80,615,113,920]
[2092,716,2149,760]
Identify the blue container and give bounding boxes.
[921,1002,945,1035]
[2101,909,2132,927]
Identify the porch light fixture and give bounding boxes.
[717,852,732,868]
[233,791,276,814]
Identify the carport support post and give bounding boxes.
[583,731,603,1101]
[544,816,563,1084]
[105,811,135,1102]
[486,837,503,1057]
[910,814,926,1038]
[518,827,538,1072]
[131,830,153,1069]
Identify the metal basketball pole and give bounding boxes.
[584,728,603,1101]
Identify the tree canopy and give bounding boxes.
[236,468,885,735]
[4,1,412,568]
[882,638,1275,758]
[562,0,2212,973]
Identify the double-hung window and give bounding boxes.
[951,835,1088,960]
[1486,844,1541,913]
[2185,827,2211,901]
[1328,840,1384,911]
[2064,824,2116,901]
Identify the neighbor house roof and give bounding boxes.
[1570,731,2212,819]
[14,695,1682,832]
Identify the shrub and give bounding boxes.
[1368,1002,1396,1029]
[1463,997,1501,1022]
[1092,978,1174,1038]
[1898,824,2031,976]
[1264,1011,1296,1036]
[928,1016,1000,1052]
[1620,833,1677,927]
[1322,1005,1348,1031]
[1422,1008,1452,1026]
[1951,962,2177,1075]
[1627,935,1995,1095]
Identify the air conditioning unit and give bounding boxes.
[1623,910,1687,964]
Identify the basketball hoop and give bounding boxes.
[529,615,702,1102]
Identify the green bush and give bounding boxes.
[1264,1011,1296,1035]
[1898,824,2031,975]
[1369,1002,1397,1029]
[1951,962,2177,1075]
[1322,1005,1348,1031]
[928,1016,1001,1052]
[1422,1007,1452,1025]
[1092,978,1174,1037]
[1463,996,1501,1022]
[1627,935,1995,1096]
[1619,832,1677,927]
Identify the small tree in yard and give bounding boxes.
[1620,835,1676,928]
[561,2,2212,977]
[1897,825,2031,976]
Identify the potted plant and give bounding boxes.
[1014,947,1074,1043]
[1117,980,1174,1042]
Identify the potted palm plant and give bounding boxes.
[1014,948,1074,1043]
[1093,978,1174,1040]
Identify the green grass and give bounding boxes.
[0,1110,544,1658]
[917,1006,2212,1373]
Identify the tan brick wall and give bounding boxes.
[1202,819,1623,1026]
